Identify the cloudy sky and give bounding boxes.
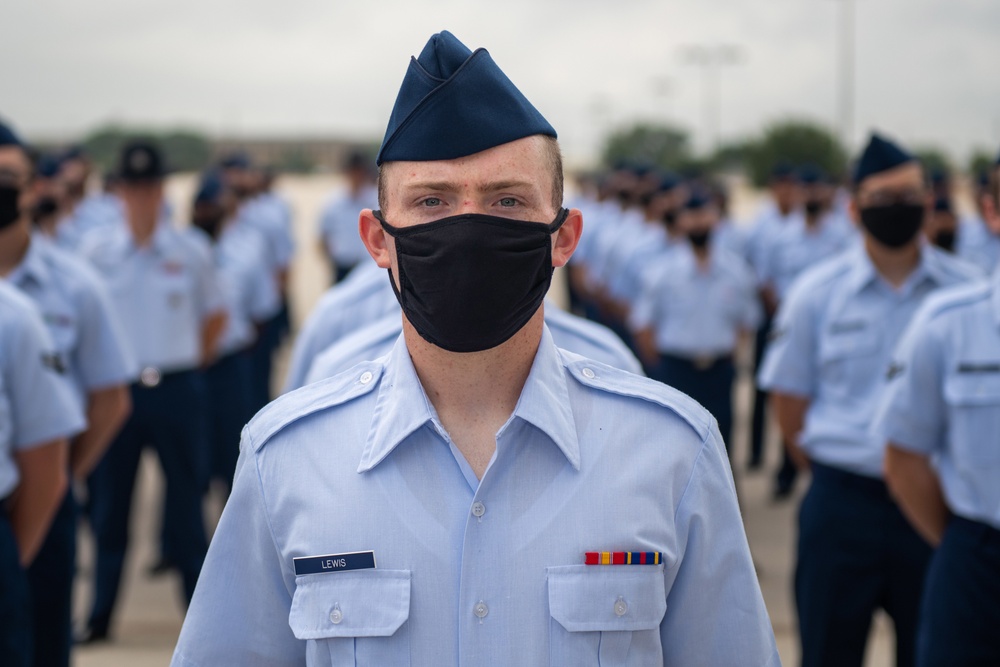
[3,0,998,165]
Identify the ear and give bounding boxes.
[551,208,583,268]
[359,209,392,269]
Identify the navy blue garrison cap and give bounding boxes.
[376,31,556,166]
[219,151,252,170]
[683,186,712,210]
[797,163,825,185]
[195,170,225,204]
[0,118,23,148]
[852,132,914,185]
[36,154,63,179]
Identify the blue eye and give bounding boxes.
[499,197,517,207]
[422,197,441,207]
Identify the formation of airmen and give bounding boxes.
[0,27,998,667]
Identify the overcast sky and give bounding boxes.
[3,0,998,165]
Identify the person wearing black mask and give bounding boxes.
[758,132,982,667]
[632,187,760,454]
[925,196,958,253]
[172,30,779,666]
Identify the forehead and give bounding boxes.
[0,146,30,174]
[858,161,923,194]
[387,136,550,191]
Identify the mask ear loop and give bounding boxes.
[547,208,570,233]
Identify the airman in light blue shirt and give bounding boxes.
[282,262,399,392]
[174,30,778,667]
[318,150,379,282]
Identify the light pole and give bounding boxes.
[679,44,744,155]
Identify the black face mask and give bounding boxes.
[375,208,568,353]
[933,229,956,253]
[804,200,824,217]
[31,195,59,222]
[0,184,19,230]
[688,229,711,248]
[859,203,924,249]
[192,213,225,240]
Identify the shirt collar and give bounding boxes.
[843,243,946,297]
[359,325,581,473]
[6,235,52,289]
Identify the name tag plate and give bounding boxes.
[294,550,377,575]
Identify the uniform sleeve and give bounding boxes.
[871,306,947,455]
[248,241,281,322]
[757,279,819,397]
[736,263,763,331]
[660,425,781,666]
[171,433,303,666]
[627,267,664,332]
[5,309,86,449]
[194,247,226,320]
[282,307,335,393]
[72,265,137,389]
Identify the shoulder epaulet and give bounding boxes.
[558,349,713,441]
[244,360,384,452]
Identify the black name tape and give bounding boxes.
[294,550,376,576]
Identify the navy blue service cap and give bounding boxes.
[194,170,225,204]
[219,151,252,170]
[682,186,712,210]
[36,153,63,179]
[118,139,168,182]
[852,132,914,185]
[376,30,556,166]
[0,118,23,148]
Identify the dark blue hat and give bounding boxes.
[118,139,168,182]
[933,196,952,213]
[658,172,682,192]
[771,161,797,181]
[219,151,252,170]
[0,118,23,148]
[194,170,225,204]
[61,144,86,161]
[36,153,63,179]
[376,31,556,166]
[852,132,914,185]
[798,163,825,185]
[682,186,712,210]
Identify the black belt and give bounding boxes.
[661,352,733,371]
[134,366,195,389]
[810,461,889,498]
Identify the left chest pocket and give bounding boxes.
[547,565,666,666]
[944,372,1000,465]
[289,569,411,667]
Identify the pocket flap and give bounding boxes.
[819,325,879,361]
[944,371,1000,406]
[547,565,666,633]
[289,569,410,640]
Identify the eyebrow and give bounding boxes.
[401,179,537,194]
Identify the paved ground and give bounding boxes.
[71,174,896,666]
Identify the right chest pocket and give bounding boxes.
[944,372,1000,465]
[818,325,880,398]
[289,569,411,667]
[547,565,667,666]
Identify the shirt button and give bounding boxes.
[614,596,628,617]
[359,371,374,384]
[474,601,489,619]
[471,502,486,518]
[582,367,596,379]
[329,606,343,624]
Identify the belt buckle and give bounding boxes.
[139,367,162,388]
[693,356,714,371]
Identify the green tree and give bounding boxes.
[744,119,848,187]
[968,150,995,178]
[82,125,212,172]
[600,123,693,172]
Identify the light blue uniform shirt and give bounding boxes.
[5,235,136,404]
[743,204,804,276]
[301,305,642,388]
[631,245,761,358]
[238,196,295,272]
[79,222,225,373]
[55,193,126,252]
[213,223,281,356]
[283,263,399,392]
[756,214,856,300]
[873,270,1000,530]
[957,216,1000,275]
[317,185,378,268]
[172,328,779,667]
[758,245,981,478]
[0,283,86,498]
